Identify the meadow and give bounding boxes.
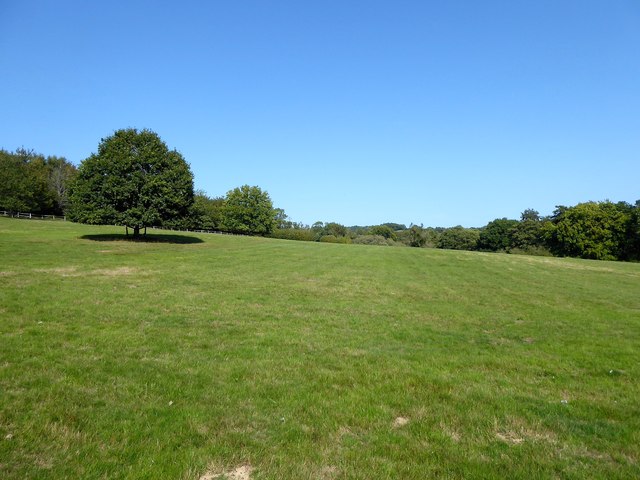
[0,217,638,479]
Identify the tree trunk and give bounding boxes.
[133,226,140,237]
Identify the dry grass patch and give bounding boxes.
[440,421,461,442]
[32,266,140,277]
[392,416,410,428]
[199,465,253,480]
[495,417,557,446]
[318,465,339,479]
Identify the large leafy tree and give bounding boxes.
[221,185,276,235]
[183,190,225,231]
[510,209,546,251]
[47,156,77,213]
[477,218,519,251]
[369,225,397,241]
[543,201,630,260]
[437,226,480,251]
[68,128,194,236]
[0,148,73,215]
[0,149,36,213]
[625,201,640,261]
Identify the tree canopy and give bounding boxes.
[68,128,194,236]
[544,201,633,260]
[477,218,519,252]
[0,148,76,215]
[221,185,276,235]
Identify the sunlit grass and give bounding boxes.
[1,217,639,479]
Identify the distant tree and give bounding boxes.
[0,148,72,215]
[543,201,630,260]
[68,128,194,237]
[270,228,315,242]
[353,234,391,246]
[510,209,546,252]
[221,185,276,235]
[437,226,480,251]
[625,201,640,261]
[323,222,348,238]
[400,226,441,248]
[369,225,397,241]
[318,234,351,244]
[0,149,35,213]
[382,223,407,231]
[46,156,77,214]
[477,218,519,251]
[406,224,427,247]
[520,209,540,222]
[179,190,224,230]
[274,208,298,229]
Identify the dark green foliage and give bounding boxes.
[322,222,349,238]
[623,201,640,261]
[68,128,194,236]
[46,155,77,213]
[0,149,37,213]
[477,218,519,251]
[274,208,300,229]
[312,222,350,241]
[407,225,427,247]
[182,191,224,230]
[510,209,546,252]
[319,234,351,244]
[221,185,276,235]
[270,228,315,242]
[369,225,397,240]
[0,148,76,215]
[352,234,390,246]
[381,222,407,231]
[437,226,480,250]
[543,201,631,260]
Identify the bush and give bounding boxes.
[509,246,553,257]
[353,235,391,246]
[319,235,351,244]
[437,226,480,251]
[269,228,315,242]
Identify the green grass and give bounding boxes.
[1,217,639,479]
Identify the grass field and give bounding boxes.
[1,217,639,479]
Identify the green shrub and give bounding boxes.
[269,228,315,242]
[353,235,391,246]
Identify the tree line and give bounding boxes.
[0,148,77,215]
[1,128,637,261]
[268,202,639,262]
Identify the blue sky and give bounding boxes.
[1,1,638,227]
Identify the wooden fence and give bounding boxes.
[0,211,243,236]
[1,211,66,220]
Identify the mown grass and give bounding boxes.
[1,217,639,479]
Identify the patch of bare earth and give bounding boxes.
[496,431,524,445]
[35,267,79,276]
[34,266,139,277]
[495,418,557,446]
[90,266,137,276]
[392,416,409,428]
[199,465,253,480]
[318,465,339,479]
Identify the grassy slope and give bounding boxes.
[0,218,639,479]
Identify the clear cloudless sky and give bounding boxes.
[1,1,638,227]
